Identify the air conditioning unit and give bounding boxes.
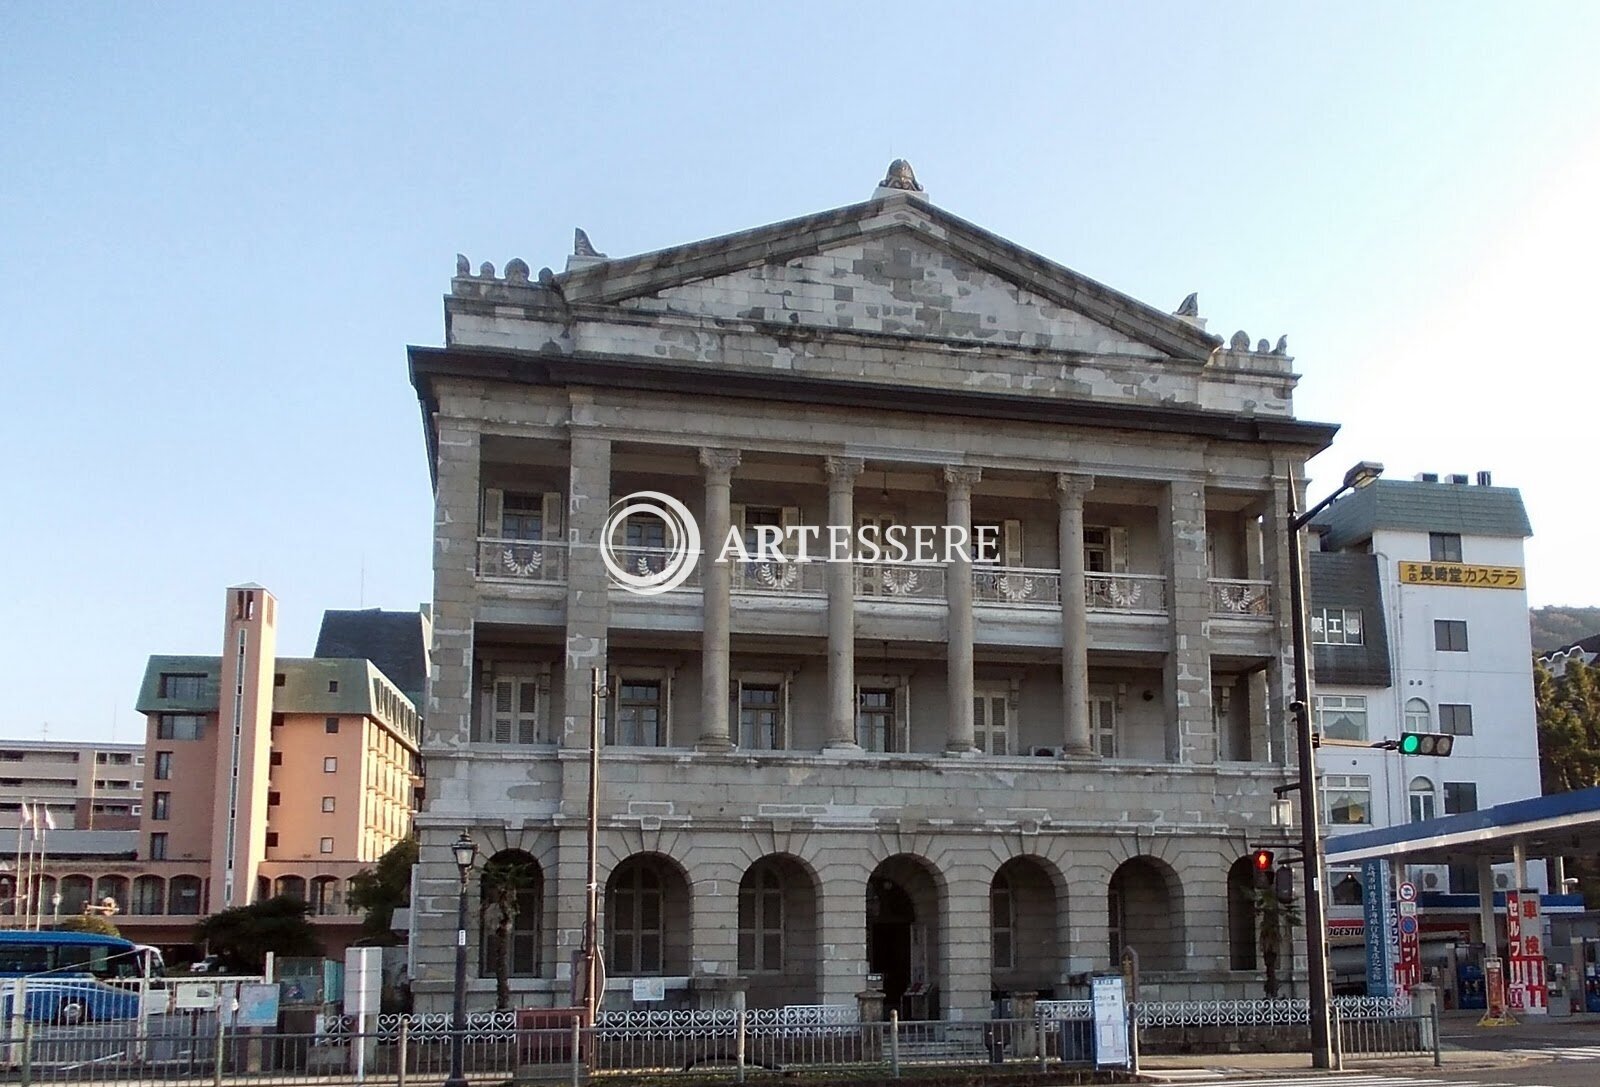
[1476,471,1493,486]
[1447,473,1470,485]
[1417,472,1439,483]
[1495,873,1510,890]
[1031,746,1060,757]
[1423,873,1439,889]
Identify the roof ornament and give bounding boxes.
[573,229,606,258]
[1175,293,1199,317]
[1256,338,1270,353]
[478,261,496,278]
[504,258,530,285]
[1273,335,1289,355]
[881,159,924,192]
[455,253,470,277]
[1229,330,1251,350]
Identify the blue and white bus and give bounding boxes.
[0,931,159,1024]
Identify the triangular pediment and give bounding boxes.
[555,194,1219,361]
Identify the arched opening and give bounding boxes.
[1404,698,1430,733]
[59,874,92,916]
[1409,777,1436,823]
[479,850,544,981]
[309,876,340,916]
[737,855,819,1008]
[990,856,1061,996]
[1226,856,1257,970]
[95,876,129,915]
[1332,871,1364,905]
[866,854,943,1019]
[1108,857,1184,972]
[606,853,691,977]
[132,875,165,915]
[168,874,203,915]
[275,876,307,902]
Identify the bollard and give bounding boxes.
[889,1009,900,1079]
[213,1011,226,1087]
[19,1022,31,1087]
[397,1018,409,1087]
[570,1015,581,1087]
[735,1010,746,1083]
[1431,1002,1441,1068]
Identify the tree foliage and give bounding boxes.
[194,895,322,974]
[1536,658,1600,795]
[1536,658,1600,905]
[55,914,120,937]
[348,837,418,940]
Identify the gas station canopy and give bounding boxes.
[1327,785,1600,865]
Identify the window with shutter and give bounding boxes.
[1090,695,1117,757]
[483,670,544,745]
[973,686,1014,755]
[1084,526,1129,573]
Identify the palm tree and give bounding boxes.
[480,855,539,1010]
[1252,887,1303,998]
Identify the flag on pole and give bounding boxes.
[18,805,28,828]
[43,809,55,832]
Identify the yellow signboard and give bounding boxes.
[1398,561,1524,590]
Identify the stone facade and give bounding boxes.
[406,170,1338,1019]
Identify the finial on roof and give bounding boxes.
[455,253,470,276]
[1229,330,1251,350]
[504,258,530,285]
[1273,335,1288,355]
[477,261,495,278]
[1175,293,1199,317]
[573,229,606,258]
[1256,338,1270,353]
[881,159,924,192]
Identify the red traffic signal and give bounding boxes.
[1251,849,1274,888]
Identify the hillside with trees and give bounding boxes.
[1531,606,1600,653]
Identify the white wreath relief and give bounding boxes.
[754,561,799,589]
[500,546,544,576]
[1107,577,1142,607]
[880,567,921,595]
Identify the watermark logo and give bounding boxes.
[600,491,702,595]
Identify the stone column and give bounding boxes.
[699,448,741,751]
[1161,479,1214,764]
[1056,473,1095,755]
[562,430,612,750]
[825,456,864,749]
[944,466,981,753]
[817,867,867,1006]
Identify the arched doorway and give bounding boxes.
[95,876,129,915]
[1226,856,1257,970]
[1107,857,1184,972]
[990,856,1061,995]
[275,875,307,902]
[58,874,92,916]
[132,875,165,915]
[605,853,691,976]
[737,855,819,1008]
[866,855,942,1018]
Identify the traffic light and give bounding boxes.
[1274,864,1295,904]
[1396,732,1454,757]
[1252,849,1274,888]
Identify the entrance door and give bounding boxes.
[867,879,916,1013]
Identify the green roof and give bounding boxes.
[1313,479,1532,551]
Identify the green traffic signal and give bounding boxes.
[1396,732,1454,757]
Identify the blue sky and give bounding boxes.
[3,4,1595,743]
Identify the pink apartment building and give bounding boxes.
[7,586,427,962]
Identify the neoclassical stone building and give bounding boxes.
[406,164,1337,1019]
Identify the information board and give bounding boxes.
[1506,890,1548,1014]
[1091,975,1129,1068]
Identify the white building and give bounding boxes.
[1309,473,1541,907]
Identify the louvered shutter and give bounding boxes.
[894,680,912,753]
[1110,527,1130,573]
[482,488,504,537]
[1002,520,1023,568]
[541,492,563,541]
[491,679,515,744]
[780,507,800,557]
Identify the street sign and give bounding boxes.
[1398,881,1417,903]
[1361,859,1394,998]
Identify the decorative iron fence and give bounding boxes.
[476,537,567,583]
[972,567,1062,607]
[1085,572,1167,613]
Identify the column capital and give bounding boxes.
[1055,472,1096,505]
[824,455,866,485]
[943,465,983,493]
[699,447,741,480]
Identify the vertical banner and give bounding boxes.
[1395,881,1421,995]
[1361,859,1394,997]
[1506,890,1548,1015]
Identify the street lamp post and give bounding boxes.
[1287,460,1382,1071]
[444,832,478,1087]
